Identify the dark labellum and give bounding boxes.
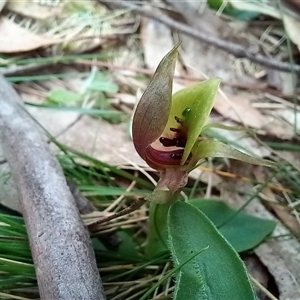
[170,150,184,159]
[159,137,187,148]
[146,147,184,166]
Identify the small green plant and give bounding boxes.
[132,44,276,300]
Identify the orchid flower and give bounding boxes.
[132,45,275,203]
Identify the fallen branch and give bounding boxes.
[0,74,106,300]
[100,0,300,74]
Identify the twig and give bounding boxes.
[88,198,147,232]
[99,0,300,73]
[0,63,58,77]
[250,275,279,300]
[0,58,289,98]
[0,74,106,300]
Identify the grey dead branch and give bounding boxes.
[0,74,106,300]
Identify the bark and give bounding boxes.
[0,74,106,300]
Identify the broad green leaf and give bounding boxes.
[166,78,221,164]
[168,201,256,300]
[190,139,276,168]
[132,44,179,159]
[189,199,276,253]
[140,247,209,300]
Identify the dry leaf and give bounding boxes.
[16,80,81,137]
[140,17,185,94]
[167,2,250,83]
[208,122,271,158]
[230,0,300,52]
[267,68,295,95]
[253,167,300,234]
[55,115,147,167]
[213,93,267,129]
[141,18,175,70]
[283,13,300,51]
[189,167,223,186]
[272,108,300,133]
[27,106,80,137]
[213,93,294,139]
[6,0,63,20]
[0,16,58,53]
[219,170,300,300]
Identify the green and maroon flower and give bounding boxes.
[132,45,274,203]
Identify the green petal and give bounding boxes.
[132,44,179,159]
[190,139,276,168]
[166,78,221,165]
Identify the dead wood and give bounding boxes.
[0,74,106,300]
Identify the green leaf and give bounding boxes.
[82,68,118,93]
[46,88,81,104]
[89,73,118,93]
[0,275,35,290]
[132,44,179,159]
[207,0,260,20]
[0,214,27,236]
[114,231,141,259]
[0,258,35,276]
[168,201,256,300]
[167,78,221,164]
[188,199,276,253]
[190,139,276,168]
